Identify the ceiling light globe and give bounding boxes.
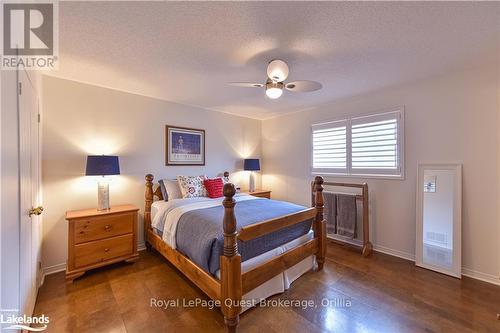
[267,59,289,82]
[266,87,283,99]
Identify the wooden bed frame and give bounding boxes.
[144,173,326,332]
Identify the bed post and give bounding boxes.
[145,174,154,250]
[313,176,327,270]
[220,183,242,333]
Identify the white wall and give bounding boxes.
[41,76,262,270]
[262,63,500,283]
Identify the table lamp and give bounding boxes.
[244,158,260,192]
[85,155,120,211]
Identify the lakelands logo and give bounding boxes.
[0,310,49,331]
[1,0,59,70]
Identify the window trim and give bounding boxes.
[311,107,405,180]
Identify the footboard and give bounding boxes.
[220,176,326,332]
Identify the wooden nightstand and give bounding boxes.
[247,189,272,199]
[66,204,139,282]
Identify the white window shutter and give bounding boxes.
[311,120,348,174]
[350,111,402,175]
[311,108,404,178]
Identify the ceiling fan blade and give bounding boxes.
[285,80,322,92]
[228,82,264,88]
[267,59,289,82]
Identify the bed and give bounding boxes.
[144,172,326,332]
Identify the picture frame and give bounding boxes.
[165,125,205,166]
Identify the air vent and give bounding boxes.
[426,231,446,245]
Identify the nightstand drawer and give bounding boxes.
[74,234,133,268]
[74,213,134,244]
[248,190,271,199]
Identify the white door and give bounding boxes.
[18,68,42,316]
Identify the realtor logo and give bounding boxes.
[1,1,58,70]
[1,309,49,331]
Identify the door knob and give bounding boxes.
[29,206,44,217]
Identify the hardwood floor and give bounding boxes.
[34,242,500,332]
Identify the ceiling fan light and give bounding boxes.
[266,87,283,99]
[267,59,289,82]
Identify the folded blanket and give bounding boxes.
[336,194,357,238]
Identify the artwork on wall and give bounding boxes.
[165,125,205,165]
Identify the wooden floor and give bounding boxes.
[34,242,500,333]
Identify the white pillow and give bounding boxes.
[177,175,207,198]
[158,179,182,201]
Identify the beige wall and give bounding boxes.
[262,63,500,283]
[41,76,261,269]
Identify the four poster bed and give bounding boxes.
[144,173,326,332]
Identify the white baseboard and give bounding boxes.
[137,242,146,251]
[41,263,66,285]
[372,244,499,286]
[373,244,416,261]
[461,267,500,286]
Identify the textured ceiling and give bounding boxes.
[49,1,499,119]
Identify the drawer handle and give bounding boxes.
[104,248,110,252]
[104,225,111,230]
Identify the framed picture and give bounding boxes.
[165,125,205,165]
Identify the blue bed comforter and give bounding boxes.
[175,198,313,275]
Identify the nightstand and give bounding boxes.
[66,204,139,282]
[247,189,272,199]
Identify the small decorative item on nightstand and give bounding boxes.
[247,189,272,199]
[65,204,139,282]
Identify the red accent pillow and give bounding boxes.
[204,178,224,198]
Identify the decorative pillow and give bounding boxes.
[177,175,207,198]
[159,179,183,201]
[204,178,224,198]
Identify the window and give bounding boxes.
[312,120,348,174]
[311,109,404,178]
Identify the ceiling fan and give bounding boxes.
[228,59,322,99]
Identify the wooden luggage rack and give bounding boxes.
[312,180,372,257]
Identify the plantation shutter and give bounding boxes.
[350,111,402,175]
[311,120,348,174]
